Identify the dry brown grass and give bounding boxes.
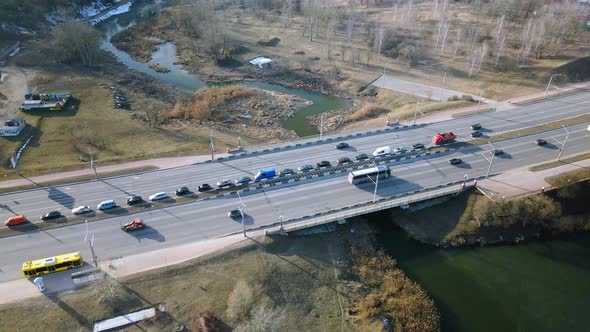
[169,86,256,121]
[349,103,390,121]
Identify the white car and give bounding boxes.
[149,192,169,201]
[72,206,91,215]
[216,179,233,188]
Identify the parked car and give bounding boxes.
[235,176,252,185]
[393,146,408,154]
[198,183,213,192]
[449,158,462,165]
[355,153,369,161]
[298,164,314,172]
[114,102,130,110]
[412,143,425,150]
[114,94,127,101]
[471,123,482,130]
[41,211,62,221]
[228,209,242,219]
[471,131,483,138]
[492,149,504,156]
[316,160,331,168]
[175,186,190,196]
[337,157,352,165]
[279,168,295,177]
[536,139,547,146]
[72,206,91,215]
[217,179,233,188]
[149,192,169,201]
[336,142,350,150]
[5,215,27,226]
[127,195,143,205]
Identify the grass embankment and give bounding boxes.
[0,224,440,331]
[546,168,590,187]
[0,71,248,178]
[529,152,590,172]
[393,183,590,246]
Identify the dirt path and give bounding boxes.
[0,65,30,119]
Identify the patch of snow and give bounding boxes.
[90,2,132,25]
[249,56,272,68]
[79,1,112,19]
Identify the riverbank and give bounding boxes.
[391,178,590,248]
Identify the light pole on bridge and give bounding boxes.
[551,125,570,162]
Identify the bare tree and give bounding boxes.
[452,26,463,60]
[52,22,101,66]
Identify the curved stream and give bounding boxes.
[98,1,346,137]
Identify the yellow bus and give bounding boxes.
[22,252,84,278]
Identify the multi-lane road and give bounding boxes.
[0,92,588,223]
[0,92,588,282]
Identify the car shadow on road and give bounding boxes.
[454,162,473,169]
[101,207,129,215]
[6,221,40,233]
[124,225,165,243]
[242,214,255,226]
[540,142,559,150]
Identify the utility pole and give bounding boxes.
[320,113,327,140]
[412,103,424,125]
[552,125,570,161]
[544,74,563,98]
[476,89,484,114]
[237,191,246,237]
[439,71,447,101]
[209,129,215,160]
[480,142,496,179]
[88,148,97,178]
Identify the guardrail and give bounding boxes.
[243,177,484,236]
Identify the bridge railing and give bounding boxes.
[271,183,472,233]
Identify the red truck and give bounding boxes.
[121,218,145,232]
[432,132,457,145]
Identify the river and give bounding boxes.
[98,0,346,137]
[372,217,590,332]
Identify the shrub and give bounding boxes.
[168,86,256,121]
[226,280,254,321]
[478,195,561,228]
[461,95,474,102]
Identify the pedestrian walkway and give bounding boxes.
[477,156,590,198]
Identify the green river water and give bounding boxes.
[373,220,590,332]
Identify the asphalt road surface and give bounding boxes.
[0,92,588,225]
[0,120,588,282]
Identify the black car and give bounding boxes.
[336,157,352,165]
[228,209,242,219]
[41,211,62,221]
[235,176,252,185]
[114,94,127,101]
[412,143,425,150]
[175,186,190,196]
[536,139,547,146]
[471,123,482,130]
[298,164,313,172]
[198,183,213,192]
[355,153,369,161]
[449,158,462,165]
[127,195,143,205]
[471,131,483,138]
[279,168,295,177]
[114,102,131,110]
[336,142,350,150]
[492,149,504,156]
[316,160,331,168]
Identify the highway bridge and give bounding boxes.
[0,91,588,282]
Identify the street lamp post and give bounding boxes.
[544,74,564,98]
[476,89,484,114]
[279,215,284,231]
[366,162,380,203]
[413,103,424,125]
[553,125,570,162]
[480,142,496,179]
[237,192,246,237]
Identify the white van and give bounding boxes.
[372,146,391,157]
[97,199,116,210]
[149,192,169,201]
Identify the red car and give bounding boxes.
[5,215,28,226]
